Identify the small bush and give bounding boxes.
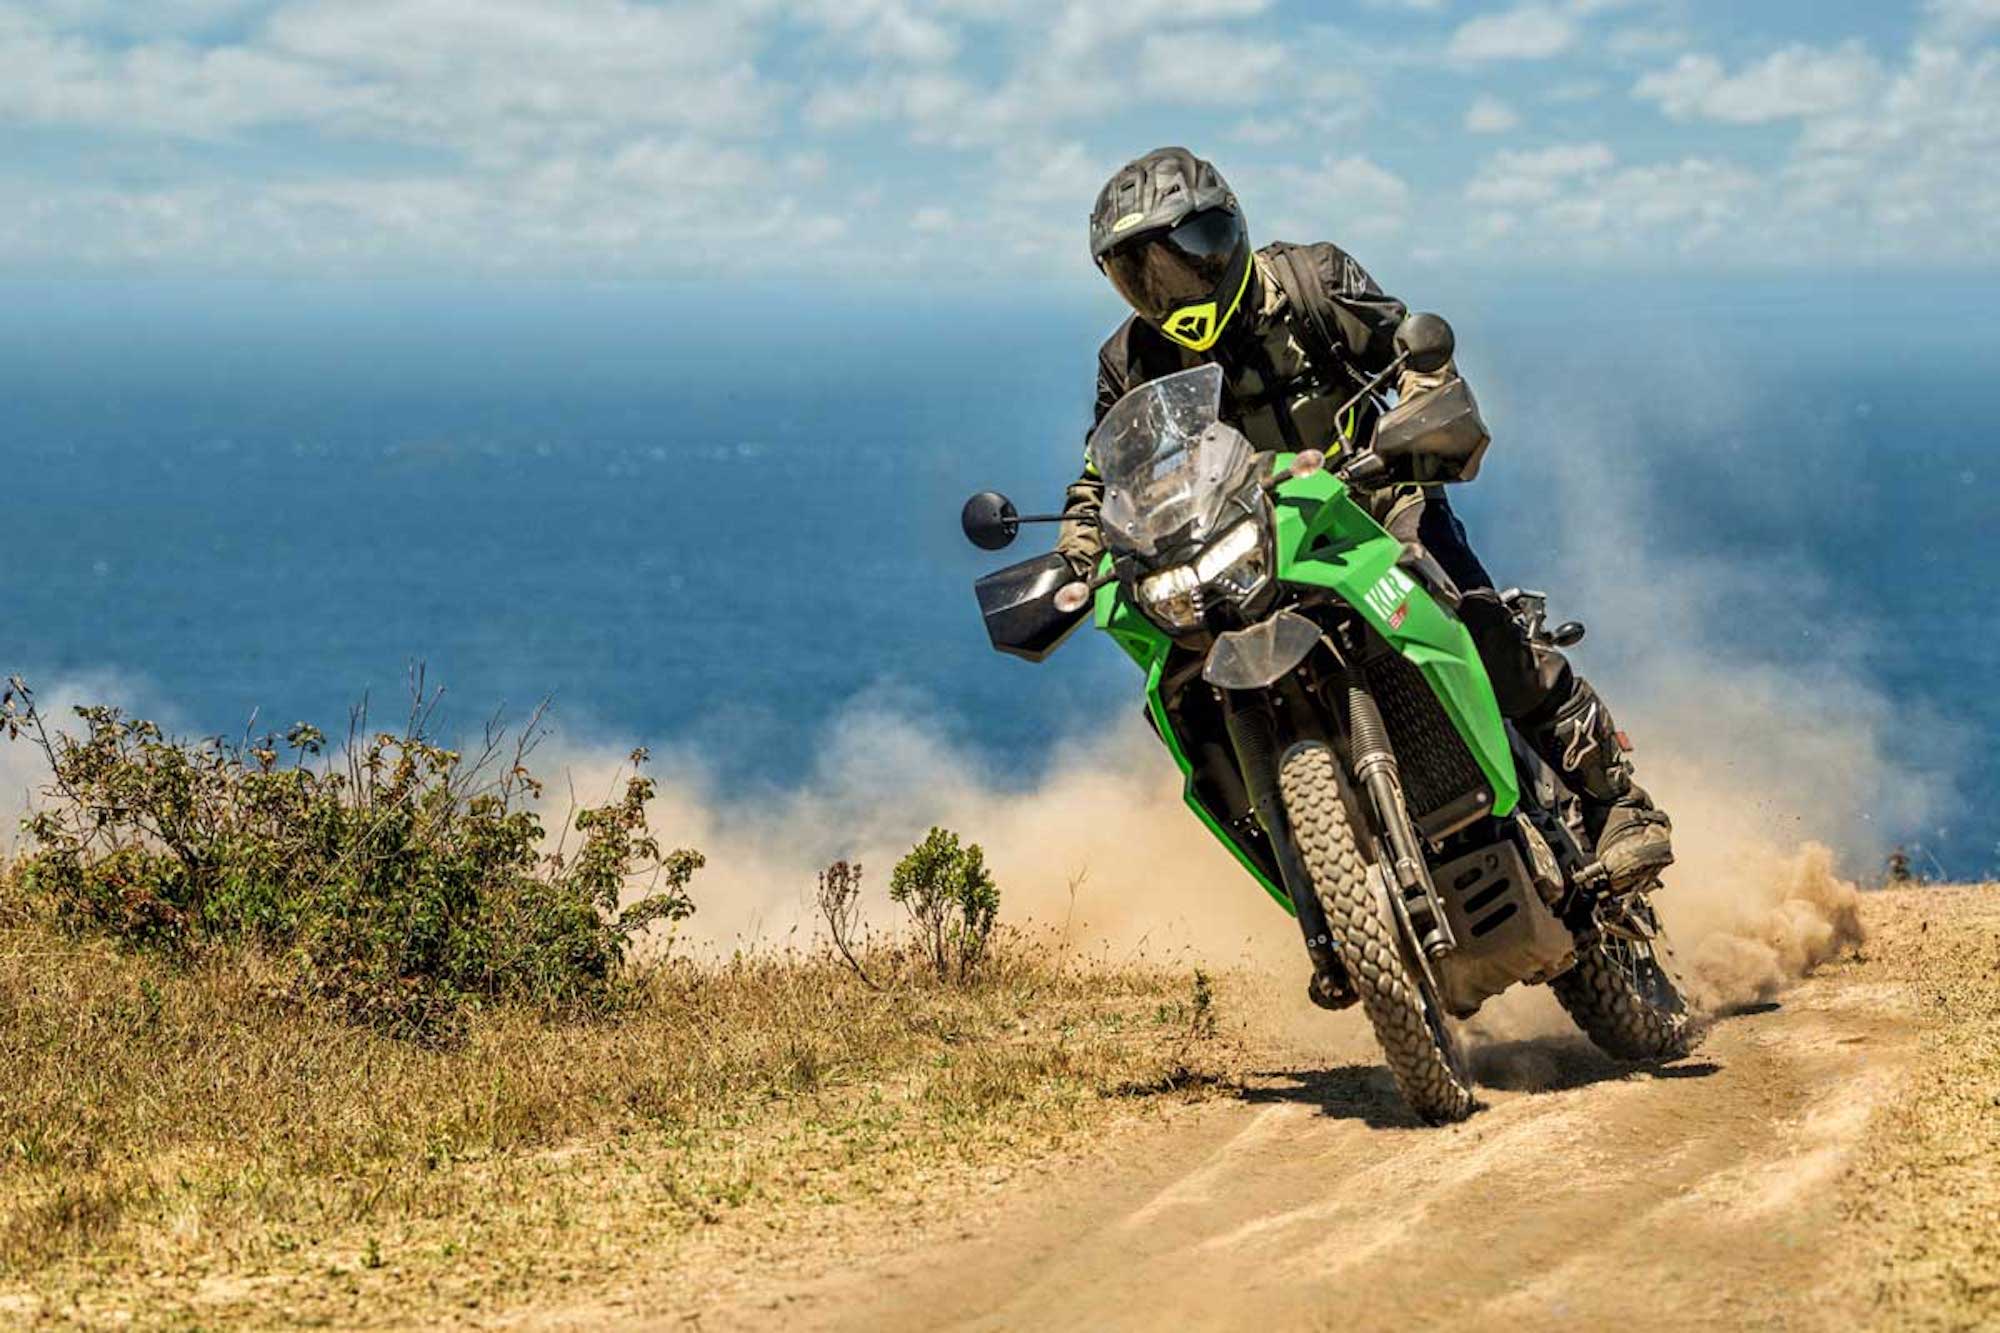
[889,827,999,981]
[0,677,698,1040]
[815,858,877,988]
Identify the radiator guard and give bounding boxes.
[1365,651,1494,837]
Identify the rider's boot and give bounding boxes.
[1522,674,1674,891]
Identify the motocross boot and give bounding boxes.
[1524,675,1675,892]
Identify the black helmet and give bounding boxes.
[1089,147,1253,352]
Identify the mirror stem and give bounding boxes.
[1328,351,1409,450]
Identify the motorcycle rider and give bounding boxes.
[1058,146,1674,892]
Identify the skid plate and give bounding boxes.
[1430,839,1577,1018]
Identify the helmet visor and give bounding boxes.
[1100,208,1247,325]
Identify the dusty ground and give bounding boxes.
[629,885,1997,1333]
[5,887,1992,1330]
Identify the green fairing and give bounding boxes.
[1092,457,1520,917]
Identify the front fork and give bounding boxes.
[1222,673,1457,992]
[1343,675,1458,959]
[1220,690,1345,989]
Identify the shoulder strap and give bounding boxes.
[1261,243,1350,391]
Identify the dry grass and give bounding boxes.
[0,916,1237,1328]
[1838,885,2000,1331]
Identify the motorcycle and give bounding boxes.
[960,313,1694,1123]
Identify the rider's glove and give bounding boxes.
[1396,359,1458,403]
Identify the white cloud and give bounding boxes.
[1925,0,2000,36]
[1635,42,1882,123]
[0,0,779,151]
[1464,94,1521,133]
[1254,154,1412,244]
[1137,32,1285,102]
[0,15,368,139]
[797,0,960,65]
[14,0,270,36]
[1778,43,2000,257]
[1466,142,1616,204]
[1447,5,1577,61]
[1538,157,1756,245]
[0,144,853,276]
[1,0,1996,276]
[1449,151,1758,261]
[1544,78,1607,102]
[1450,25,2000,266]
[1228,117,1292,145]
[1605,26,1691,58]
[802,70,972,134]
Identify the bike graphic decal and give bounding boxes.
[1362,566,1417,625]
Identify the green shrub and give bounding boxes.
[0,678,698,1041]
[889,827,999,981]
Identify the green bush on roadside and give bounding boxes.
[0,678,699,1041]
[890,826,1000,981]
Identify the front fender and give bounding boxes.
[1203,610,1321,690]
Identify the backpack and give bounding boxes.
[1260,242,1378,402]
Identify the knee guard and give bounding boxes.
[1532,675,1636,807]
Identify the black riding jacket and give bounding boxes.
[1057,241,1430,574]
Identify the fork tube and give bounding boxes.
[1345,678,1458,957]
[1223,692,1343,980]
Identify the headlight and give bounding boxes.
[1138,519,1271,631]
[1138,563,1204,630]
[1193,518,1268,597]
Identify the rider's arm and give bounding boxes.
[1318,245,1408,377]
[1324,247,1469,407]
[1056,467,1103,578]
[1056,337,1132,578]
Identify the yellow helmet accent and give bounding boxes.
[1157,253,1255,351]
[1163,302,1219,349]
[1110,210,1148,233]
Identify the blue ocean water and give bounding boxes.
[2,275,1996,875]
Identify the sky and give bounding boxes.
[3,0,1998,281]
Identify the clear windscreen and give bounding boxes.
[1088,365,1256,558]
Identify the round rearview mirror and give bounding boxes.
[1394,312,1456,376]
[961,491,1021,551]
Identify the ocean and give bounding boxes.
[3,274,1996,878]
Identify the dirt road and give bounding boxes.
[673,887,1994,1333]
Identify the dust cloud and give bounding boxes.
[545,701,1278,965]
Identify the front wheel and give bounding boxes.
[1551,897,1697,1061]
[1278,742,1477,1124]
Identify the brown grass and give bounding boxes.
[1836,885,2000,1331]
[0,915,1236,1328]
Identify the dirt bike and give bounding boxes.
[960,314,1694,1123]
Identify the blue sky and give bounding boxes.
[2,0,1997,279]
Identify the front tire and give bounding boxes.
[1278,742,1478,1124]
[1551,898,1697,1061]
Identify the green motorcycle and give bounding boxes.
[962,314,1693,1124]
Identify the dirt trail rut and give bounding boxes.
[697,954,1920,1333]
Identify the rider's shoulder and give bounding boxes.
[1259,239,1378,297]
